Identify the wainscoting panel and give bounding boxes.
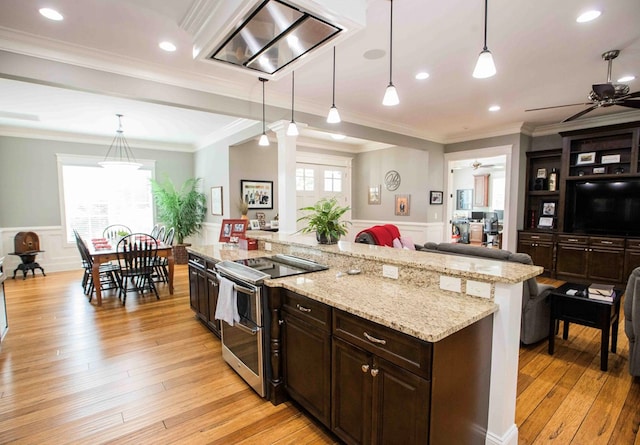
[348,220,446,246]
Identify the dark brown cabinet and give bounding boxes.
[555,235,625,284]
[0,259,7,342]
[517,231,555,275]
[188,253,220,337]
[281,290,332,427]
[625,239,640,283]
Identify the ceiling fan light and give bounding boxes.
[618,75,635,83]
[286,121,299,136]
[327,105,341,123]
[576,10,601,23]
[39,8,64,21]
[259,133,270,146]
[473,50,496,79]
[382,83,399,106]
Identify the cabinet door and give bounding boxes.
[283,312,331,427]
[332,337,373,445]
[196,269,207,320]
[206,274,220,337]
[555,244,588,279]
[188,265,199,312]
[372,357,430,445]
[625,249,640,283]
[0,282,7,342]
[589,247,624,283]
[473,174,489,207]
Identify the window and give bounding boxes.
[324,170,342,192]
[58,155,154,243]
[296,167,315,191]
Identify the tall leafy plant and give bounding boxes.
[150,177,207,244]
[297,197,351,244]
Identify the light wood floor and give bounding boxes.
[0,269,638,444]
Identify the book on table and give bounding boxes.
[588,283,615,301]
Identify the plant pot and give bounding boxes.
[316,232,339,245]
[173,243,191,264]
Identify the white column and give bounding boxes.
[271,121,307,235]
[486,282,523,445]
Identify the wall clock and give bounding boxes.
[384,170,401,191]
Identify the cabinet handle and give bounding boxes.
[363,332,387,345]
[370,368,379,377]
[361,364,370,373]
[531,236,540,239]
[568,238,579,242]
[296,304,311,313]
[600,241,613,245]
[208,279,217,286]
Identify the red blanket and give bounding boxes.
[356,224,400,247]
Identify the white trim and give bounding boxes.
[296,151,353,167]
[349,219,445,245]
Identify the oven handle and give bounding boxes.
[215,272,258,296]
[231,321,258,336]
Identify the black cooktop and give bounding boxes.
[234,254,328,279]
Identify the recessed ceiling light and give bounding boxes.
[576,10,601,23]
[331,134,346,140]
[159,41,176,52]
[39,8,63,21]
[415,72,430,80]
[618,75,635,83]
[363,49,385,60]
[488,105,501,112]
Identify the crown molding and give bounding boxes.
[530,110,640,137]
[195,118,259,150]
[442,123,529,145]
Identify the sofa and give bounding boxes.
[624,267,640,377]
[420,242,555,345]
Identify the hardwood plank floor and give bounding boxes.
[1,269,638,444]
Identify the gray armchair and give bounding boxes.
[625,267,640,377]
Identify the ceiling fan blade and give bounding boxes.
[620,91,640,99]
[593,83,616,100]
[619,99,640,109]
[525,103,590,112]
[562,105,599,122]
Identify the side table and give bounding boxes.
[548,282,622,371]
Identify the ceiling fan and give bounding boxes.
[525,49,640,122]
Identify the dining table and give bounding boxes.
[87,240,174,306]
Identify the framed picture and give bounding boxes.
[536,168,547,179]
[241,180,273,209]
[368,185,381,205]
[249,219,261,230]
[540,201,556,217]
[593,166,606,174]
[210,186,223,216]
[576,152,596,165]
[456,189,472,210]
[219,219,248,242]
[270,220,279,229]
[601,154,620,164]
[430,190,443,205]
[537,217,554,229]
[395,194,410,216]
[256,212,266,229]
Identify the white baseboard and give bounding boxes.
[348,220,445,245]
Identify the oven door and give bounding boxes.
[217,274,266,397]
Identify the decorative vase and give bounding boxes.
[316,232,339,245]
[241,214,248,220]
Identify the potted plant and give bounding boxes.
[297,197,351,244]
[150,176,207,264]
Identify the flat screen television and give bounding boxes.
[567,179,640,237]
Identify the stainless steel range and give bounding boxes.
[214,254,327,397]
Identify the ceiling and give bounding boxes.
[1,0,639,150]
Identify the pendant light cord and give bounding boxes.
[332,47,336,106]
[260,77,267,133]
[482,0,488,51]
[389,0,394,83]
[291,71,295,121]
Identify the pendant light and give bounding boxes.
[472,0,496,79]
[99,114,141,170]
[286,71,299,136]
[327,46,341,123]
[382,0,399,106]
[259,77,270,146]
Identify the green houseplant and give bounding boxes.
[150,176,207,263]
[297,197,351,244]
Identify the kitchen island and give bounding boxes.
[187,233,541,445]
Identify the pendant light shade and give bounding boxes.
[286,71,299,136]
[259,77,270,146]
[473,0,496,79]
[327,47,341,123]
[99,114,141,170]
[382,0,399,106]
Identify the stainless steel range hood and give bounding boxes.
[209,0,341,74]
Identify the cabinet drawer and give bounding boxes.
[333,309,432,379]
[627,239,640,250]
[519,232,554,243]
[282,290,331,331]
[590,237,624,249]
[557,235,588,245]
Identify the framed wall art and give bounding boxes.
[368,185,381,205]
[210,186,223,216]
[576,152,596,165]
[241,180,273,209]
[395,194,410,216]
[540,200,557,217]
[249,219,261,230]
[430,190,443,205]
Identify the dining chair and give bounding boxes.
[150,224,160,239]
[153,227,175,283]
[156,226,166,244]
[116,233,160,305]
[74,230,120,301]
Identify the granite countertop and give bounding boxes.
[266,270,497,343]
[187,244,267,263]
